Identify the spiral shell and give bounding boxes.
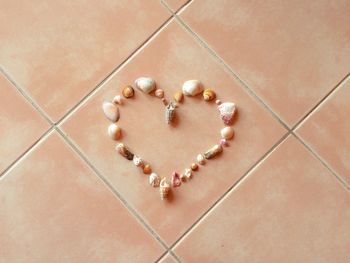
[122,86,134,98]
[155,89,164,98]
[133,155,144,168]
[149,173,160,187]
[160,178,171,200]
[203,89,216,101]
[204,144,223,159]
[143,164,152,174]
[197,154,206,165]
[165,102,176,124]
[174,91,183,103]
[183,168,192,179]
[191,163,198,171]
[116,143,134,160]
[171,172,181,187]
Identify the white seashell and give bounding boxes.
[182,80,204,96]
[183,168,192,179]
[113,95,123,105]
[102,101,119,122]
[133,155,144,168]
[160,178,171,200]
[171,172,181,187]
[135,77,156,94]
[149,173,160,187]
[218,102,236,125]
[197,154,206,165]
[108,123,122,140]
[220,127,234,140]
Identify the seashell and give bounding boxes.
[182,80,204,96]
[122,85,134,98]
[143,164,152,174]
[191,163,198,171]
[215,99,222,105]
[204,144,223,159]
[171,172,181,187]
[135,77,156,94]
[183,168,192,179]
[174,91,184,103]
[149,173,160,187]
[165,102,176,124]
[133,155,144,168]
[218,102,236,125]
[203,89,216,101]
[197,154,206,165]
[160,178,171,200]
[155,88,164,98]
[108,123,122,140]
[102,101,119,122]
[116,143,134,160]
[162,98,168,106]
[220,138,229,147]
[113,95,123,105]
[220,127,234,140]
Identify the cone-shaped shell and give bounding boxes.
[204,144,223,159]
[165,102,176,124]
[160,178,171,200]
[149,173,160,187]
[116,143,134,160]
[171,172,181,187]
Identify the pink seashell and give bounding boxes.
[220,138,229,147]
[218,102,236,125]
[171,172,181,187]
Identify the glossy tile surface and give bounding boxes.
[0,0,169,121]
[61,21,286,244]
[164,0,189,12]
[297,78,350,185]
[175,136,350,262]
[181,0,350,125]
[0,132,164,262]
[0,72,49,174]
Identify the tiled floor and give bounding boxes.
[1,1,349,262]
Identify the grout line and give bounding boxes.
[166,131,291,255]
[56,16,174,127]
[292,73,350,130]
[0,127,54,179]
[292,132,350,191]
[54,127,170,251]
[0,67,53,125]
[172,15,290,132]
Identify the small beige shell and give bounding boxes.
[133,155,144,168]
[165,102,176,124]
[160,178,171,200]
[183,168,192,179]
[149,173,160,187]
[135,77,156,94]
[174,91,184,103]
[203,89,216,101]
[113,95,123,105]
[220,127,234,140]
[155,89,164,98]
[108,123,122,140]
[102,101,119,122]
[116,143,134,160]
[197,154,206,165]
[204,144,223,159]
[122,86,134,98]
[191,163,198,171]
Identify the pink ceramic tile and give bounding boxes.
[0,72,49,174]
[0,132,164,262]
[175,136,350,262]
[297,78,350,185]
[181,0,350,126]
[0,0,169,121]
[164,0,189,12]
[61,21,286,244]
